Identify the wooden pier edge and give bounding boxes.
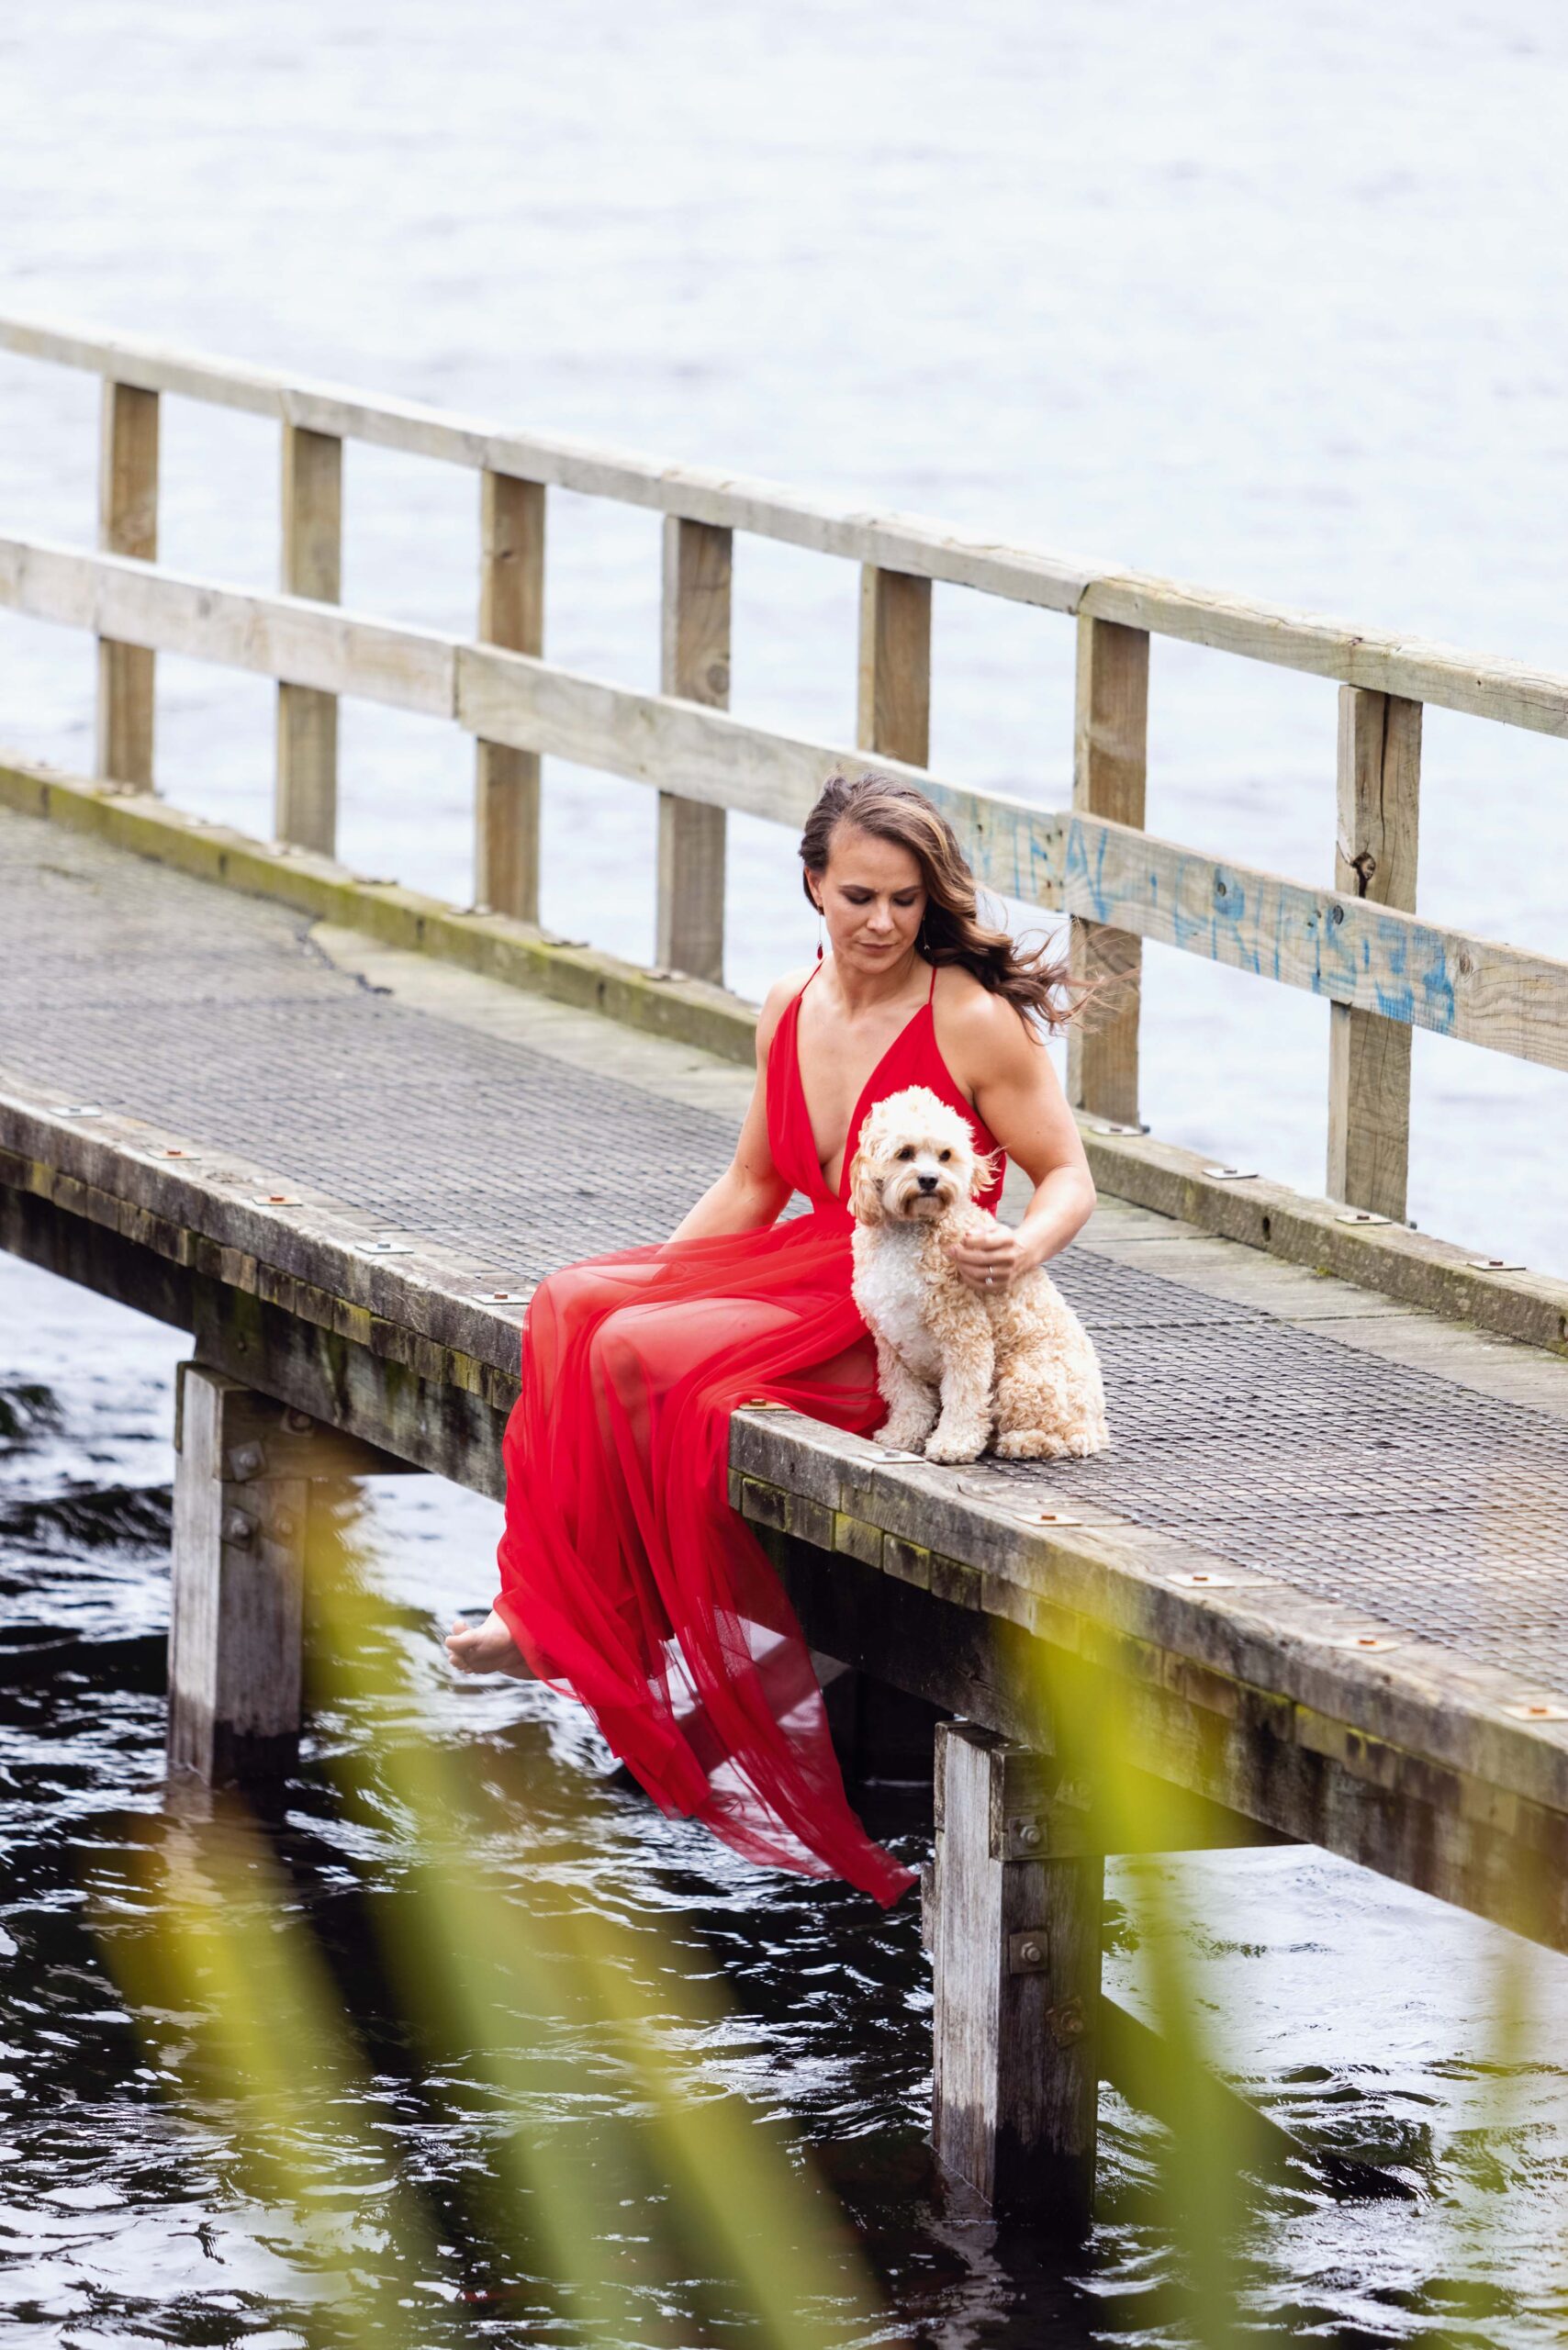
[1,749,1562,1356]
[6,1077,1568,2223]
[4,1083,1567,1909]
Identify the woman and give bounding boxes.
[445,771,1096,1903]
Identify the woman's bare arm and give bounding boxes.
[666,973,802,1243]
[943,988,1096,1287]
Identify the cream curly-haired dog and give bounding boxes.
[848,1085,1110,1465]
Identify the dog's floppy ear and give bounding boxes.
[847,1147,883,1225]
[967,1141,1002,1200]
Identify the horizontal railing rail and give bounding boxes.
[6,310,1568,730]
[3,534,1562,1076]
[2,313,1564,1231]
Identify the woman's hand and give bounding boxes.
[943,1219,1039,1292]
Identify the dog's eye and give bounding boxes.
[938,1148,951,1162]
[895,1146,914,1161]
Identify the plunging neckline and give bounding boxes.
[792,957,938,1202]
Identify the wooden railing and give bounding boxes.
[2,313,1565,1227]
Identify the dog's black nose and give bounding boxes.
[916,1172,939,1192]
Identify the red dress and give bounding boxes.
[493,957,1006,1904]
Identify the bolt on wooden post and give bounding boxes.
[475,470,546,920]
[930,1723,1103,2227]
[275,422,343,856]
[655,517,733,983]
[95,380,160,789]
[857,565,932,767]
[1327,686,1422,1222]
[1067,616,1150,1129]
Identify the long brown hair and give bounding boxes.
[799,770,1080,1032]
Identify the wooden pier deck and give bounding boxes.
[5,314,1568,2221]
[5,792,1567,1937]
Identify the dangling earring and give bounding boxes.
[815,901,824,961]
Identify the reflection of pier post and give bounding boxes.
[930,1722,1103,2228]
[167,1363,410,1785]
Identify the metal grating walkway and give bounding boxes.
[3,810,1565,1694]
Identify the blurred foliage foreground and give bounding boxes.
[84,1488,1562,2349]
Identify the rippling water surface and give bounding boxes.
[4,4,1568,2340]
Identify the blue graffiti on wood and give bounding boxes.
[1061,815,1108,921]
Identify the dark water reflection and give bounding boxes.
[4,1259,1567,2347]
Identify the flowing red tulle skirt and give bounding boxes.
[492,961,1003,1904]
[492,1207,917,1898]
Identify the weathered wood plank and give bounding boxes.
[1067,616,1149,1126]
[0,1156,519,1492]
[476,471,545,922]
[1080,569,1568,739]
[1071,1121,1568,1351]
[95,380,159,788]
[0,312,1092,609]
[1327,688,1422,1219]
[276,423,342,856]
[1,536,454,713]
[857,565,932,767]
[2,545,1564,1070]
[14,313,1568,733]
[1037,810,1567,1071]
[729,1406,1568,1825]
[655,518,732,983]
[755,1519,1568,1953]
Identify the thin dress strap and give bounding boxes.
[926,957,937,1004]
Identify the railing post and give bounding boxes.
[275,422,342,855]
[1067,615,1149,1128]
[95,379,160,789]
[655,516,732,983]
[1327,686,1422,1220]
[476,470,546,921]
[857,565,932,766]
[930,1723,1103,2227]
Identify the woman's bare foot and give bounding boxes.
[444,1607,533,1678]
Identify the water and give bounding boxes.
[6,1272,1568,2344]
[3,3,1568,2338]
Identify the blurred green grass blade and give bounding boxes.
[94,1796,444,2344]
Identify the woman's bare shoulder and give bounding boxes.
[938,964,1041,1069]
[755,965,815,1060]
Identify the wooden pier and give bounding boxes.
[3,316,1567,2231]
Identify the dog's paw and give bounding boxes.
[996,1423,1110,1460]
[994,1427,1071,1460]
[876,1418,935,1453]
[924,1422,989,1465]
